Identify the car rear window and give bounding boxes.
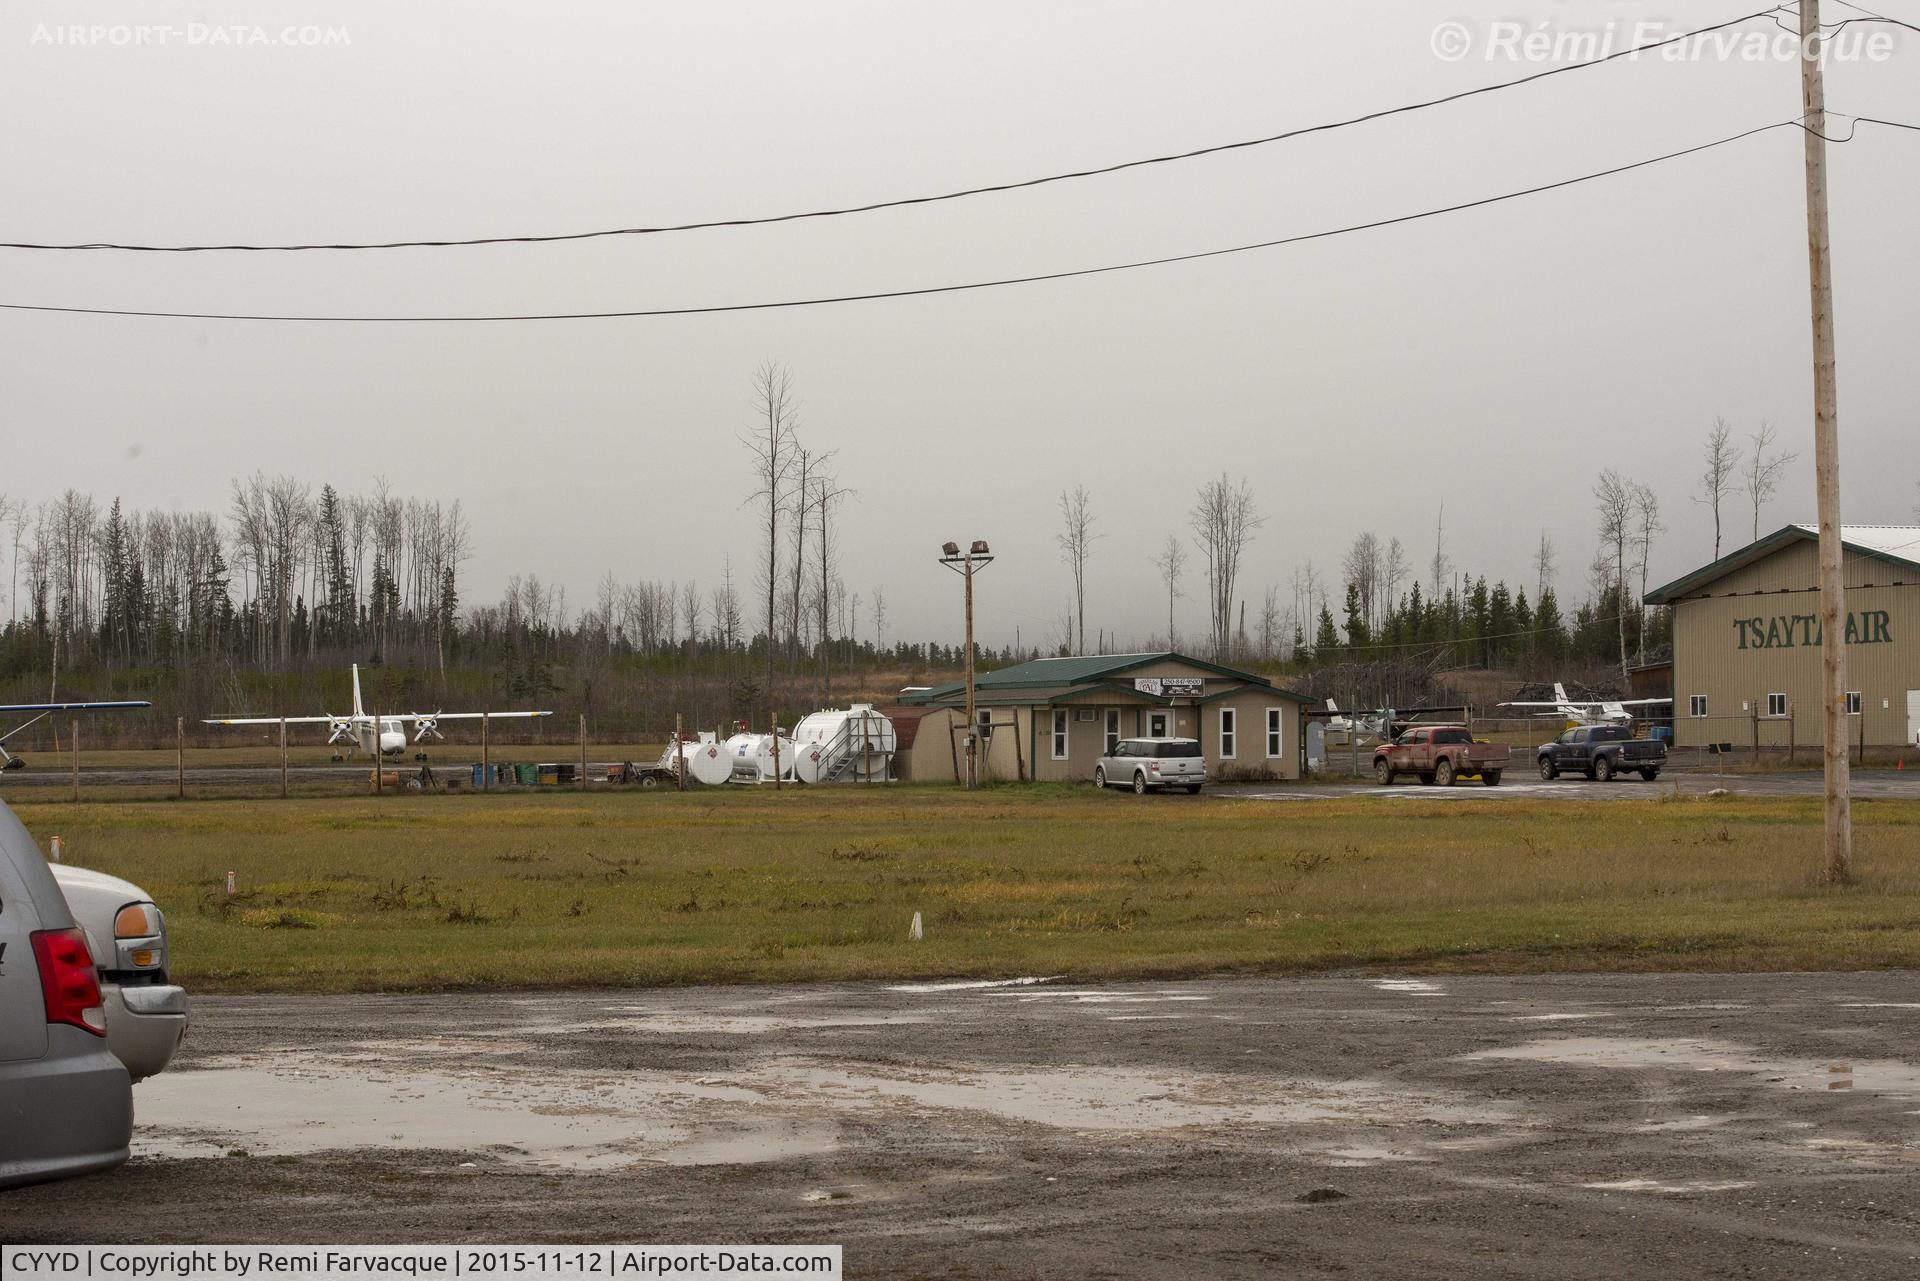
[1155,742,1201,758]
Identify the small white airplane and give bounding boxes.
[1321,698,1469,741]
[1497,682,1672,727]
[1,698,153,770]
[204,664,550,758]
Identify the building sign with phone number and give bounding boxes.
[1134,677,1204,697]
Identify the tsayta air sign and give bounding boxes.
[1734,610,1893,650]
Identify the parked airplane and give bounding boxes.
[203,664,550,759]
[1,699,152,770]
[1496,682,1672,727]
[1321,699,1471,741]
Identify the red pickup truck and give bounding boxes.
[1373,725,1510,787]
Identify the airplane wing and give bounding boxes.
[1614,697,1673,707]
[0,701,152,713]
[1495,701,1570,709]
[399,711,552,721]
[203,716,342,726]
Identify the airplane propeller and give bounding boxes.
[414,713,445,743]
[326,718,355,745]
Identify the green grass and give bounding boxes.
[13,786,1920,992]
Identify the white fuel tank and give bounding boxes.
[668,732,734,786]
[790,704,895,783]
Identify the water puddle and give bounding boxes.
[1371,980,1446,996]
[984,989,1212,1006]
[1582,1178,1755,1194]
[1468,1037,1920,1096]
[886,977,1059,993]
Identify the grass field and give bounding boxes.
[11,787,1920,992]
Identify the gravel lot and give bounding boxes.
[9,972,1920,1278]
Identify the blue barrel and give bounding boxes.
[1651,726,1673,743]
[472,763,485,787]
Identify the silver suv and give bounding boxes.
[0,800,133,1188]
[1094,737,1206,794]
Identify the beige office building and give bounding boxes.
[888,652,1312,783]
[1645,525,1920,751]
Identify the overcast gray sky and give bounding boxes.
[4,1,1916,648]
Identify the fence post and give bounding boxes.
[481,711,490,791]
[70,719,79,804]
[674,714,685,791]
[176,716,185,800]
[579,713,588,791]
[1751,703,1760,765]
[279,717,289,799]
[373,709,383,794]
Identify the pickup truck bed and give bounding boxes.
[1538,725,1667,782]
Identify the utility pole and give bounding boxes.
[1801,0,1852,882]
[939,540,995,790]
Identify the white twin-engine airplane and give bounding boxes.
[204,664,551,758]
[1,699,153,770]
[1497,682,1672,727]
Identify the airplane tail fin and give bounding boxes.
[1553,682,1569,703]
[352,664,366,719]
[1326,699,1339,712]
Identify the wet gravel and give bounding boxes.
[9,972,1920,1279]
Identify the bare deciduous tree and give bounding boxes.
[741,361,799,701]
[1056,486,1101,654]
[1149,535,1185,649]
[1533,531,1557,604]
[1745,421,1798,542]
[1430,504,1450,597]
[1190,474,1263,660]
[1632,482,1663,667]
[1594,470,1635,680]
[1695,417,1742,559]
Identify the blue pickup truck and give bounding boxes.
[1537,724,1667,782]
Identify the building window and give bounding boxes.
[1104,708,1121,755]
[976,708,993,738]
[1767,693,1788,718]
[1219,707,1237,759]
[1051,709,1068,760]
[1689,695,1708,718]
[1846,691,1862,715]
[1266,708,1283,757]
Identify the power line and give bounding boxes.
[0,118,1821,324]
[0,6,1790,254]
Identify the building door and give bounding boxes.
[1909,690,1920,746]
[1147,710,1172,738]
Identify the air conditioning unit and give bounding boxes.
[1074,708,1099,722]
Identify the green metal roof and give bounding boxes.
[1645,524,1920,605]
[900,651,1311,705]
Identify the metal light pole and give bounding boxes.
[1800,0,1852,881]
[939,540,994,790]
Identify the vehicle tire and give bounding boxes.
[1538,756,1557,781]
[1594,755,1614,782]
[1374,759,1394,786]
[1418,772,1435,786]
[639,774,659,788]
[1185,784,1202,794]
[1483,771,1503,787]
[1639,768,1659,782]
[1133,771,1148,795]
[1095,767,1107,789]
[1435,758,1456,787]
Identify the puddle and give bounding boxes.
[1467,1037,1920,1097]
[1511,1014,1604,1023]
[132,1057,823,1170]
[1371,980,1446,996]
[984,990,1212,1005]
[1321,1145,1437,1167]
[886,977,1059,993]
[1582,1178,1755,1194]
[539,1013,935,1036]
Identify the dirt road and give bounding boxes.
[10,973,1920,1278]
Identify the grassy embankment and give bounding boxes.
[13,787,1920,991]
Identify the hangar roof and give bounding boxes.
[1645,524,1920,605]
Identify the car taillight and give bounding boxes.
[1149,762,1162,772]
[31,927,107,1035]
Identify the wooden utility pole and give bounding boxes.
[674,714,686,791]
[1801,0,1852,881]
[963,555,978,790]
[481,711,490,791]
[175,716,185,800]
[579,713,589,791]
[69,719,78,803]
[279,717,289,799]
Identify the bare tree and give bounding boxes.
[1056,486,1101,653]
[1190,474,1263,660]
[1594,470,1635,680]
[1694,417,1742,559]
[741,361,799,701]
[1430,504,1450,597]
[1382,537,1409,620]
[1632,482,1663,666]
[1745,421,1798,542]
[1149,534,1185,650]
[1532,531,1557,604]
[812,466,853,702]
[1342,532,1382,631]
